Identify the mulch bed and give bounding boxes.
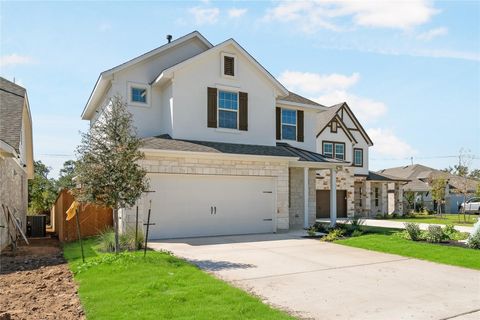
[0,237,85,320]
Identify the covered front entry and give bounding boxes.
[316,190,348,218]
[147,173,276,239]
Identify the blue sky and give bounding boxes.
[1,0,479,177]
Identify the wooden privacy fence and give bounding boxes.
[52,189,113,242]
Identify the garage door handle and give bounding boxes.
[214,206,217,215]
[210,206,213,215]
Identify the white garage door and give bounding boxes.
[147,174,276,239]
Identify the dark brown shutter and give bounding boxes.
[276,107,281,140]
[207,87,217,128]
[224,56,234,76]
[239,92,248,131]
[297,110,304,142]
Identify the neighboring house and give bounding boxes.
[315,102,407,218]
[0,77,34,250]
[81,31,347,239]
[378,164,479,213]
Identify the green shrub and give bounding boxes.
[348,217,364,231]
[467,220,480,249]
[425,225,447,243]
[375,213,384,219]
[98,228,116,252]
[443,224,456,235]
[313,222,328,233]
[321,229,345,242]
[351,230,363,237]
[307,226,317,237]
[98,227,144,252]
[404,222,422,241]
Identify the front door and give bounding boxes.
[316,190,348,218]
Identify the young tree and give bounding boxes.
[28,161,57,214]
[457,149,474,221]
[56,160,77,190]
[430,178,446,217]
[73,96,149,253]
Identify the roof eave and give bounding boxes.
[276,99,328,111]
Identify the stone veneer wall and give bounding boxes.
[0,157,27,251]
[316,167,355,217]
[289,168,316,228]
[119,154,290,233]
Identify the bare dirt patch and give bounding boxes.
[0,237,84,320]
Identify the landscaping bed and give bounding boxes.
[0,238,84,320]
[64,238,294,320]
[376,213,477,226]
[311,220,480,270]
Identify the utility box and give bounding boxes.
[27,215,46,237]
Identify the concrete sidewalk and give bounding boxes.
[317,218,475,233]
[150,233,480,320]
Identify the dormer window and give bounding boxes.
[221,53,236,78]
[128,82,149,106]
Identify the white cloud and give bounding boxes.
[278,71,359,94]
[314,90,387,123]
[189,6,220,25]
[228,8,247,18]
[0,54,33,67]
[264,0,438,32]
[367,128,417,158]
[416,27,448,40]
[278,70,385,123]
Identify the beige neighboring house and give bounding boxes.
[315,102,407,218]
[378,164,479,213]
[0,77,34,251]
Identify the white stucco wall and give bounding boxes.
[171,43,278,146]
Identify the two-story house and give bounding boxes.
[82,31,352,239]
[0,77,34,250]
[315,102,406,218]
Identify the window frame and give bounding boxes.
[127,82,150,107]
[221,52,237,79]
[353,148,363,167]
[281,108,297,141]
[217,90,239,130]
[322,141,346,160]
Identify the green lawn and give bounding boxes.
[64,239,294,320]
[335,227,480,270]
[381,214,477,226]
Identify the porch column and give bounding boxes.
[365,181,372,217]
[304,167,309,229]
[397,184,404,214]
[381,183,388,214]
[330,168,337,227]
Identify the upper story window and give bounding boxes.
[354,148,363,166]
[218,90,238,129]
[323,142,333,158]
[281,109,297,140]
[322,141,345,160]
[131,87,147,103]
[128,82,149,106]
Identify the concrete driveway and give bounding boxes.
[149,233,480,320]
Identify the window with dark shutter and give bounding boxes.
[239,92,248,131]
[224,56,234,76]
[207,87,217,128]
[297,110,304,142]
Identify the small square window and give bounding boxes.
[131,87,147,103]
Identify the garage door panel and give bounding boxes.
[147,174,275,239]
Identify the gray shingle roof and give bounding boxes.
[279,91,325,107]
[0,77,26,153]
[367,171,408,182]
[141,135,341,163]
